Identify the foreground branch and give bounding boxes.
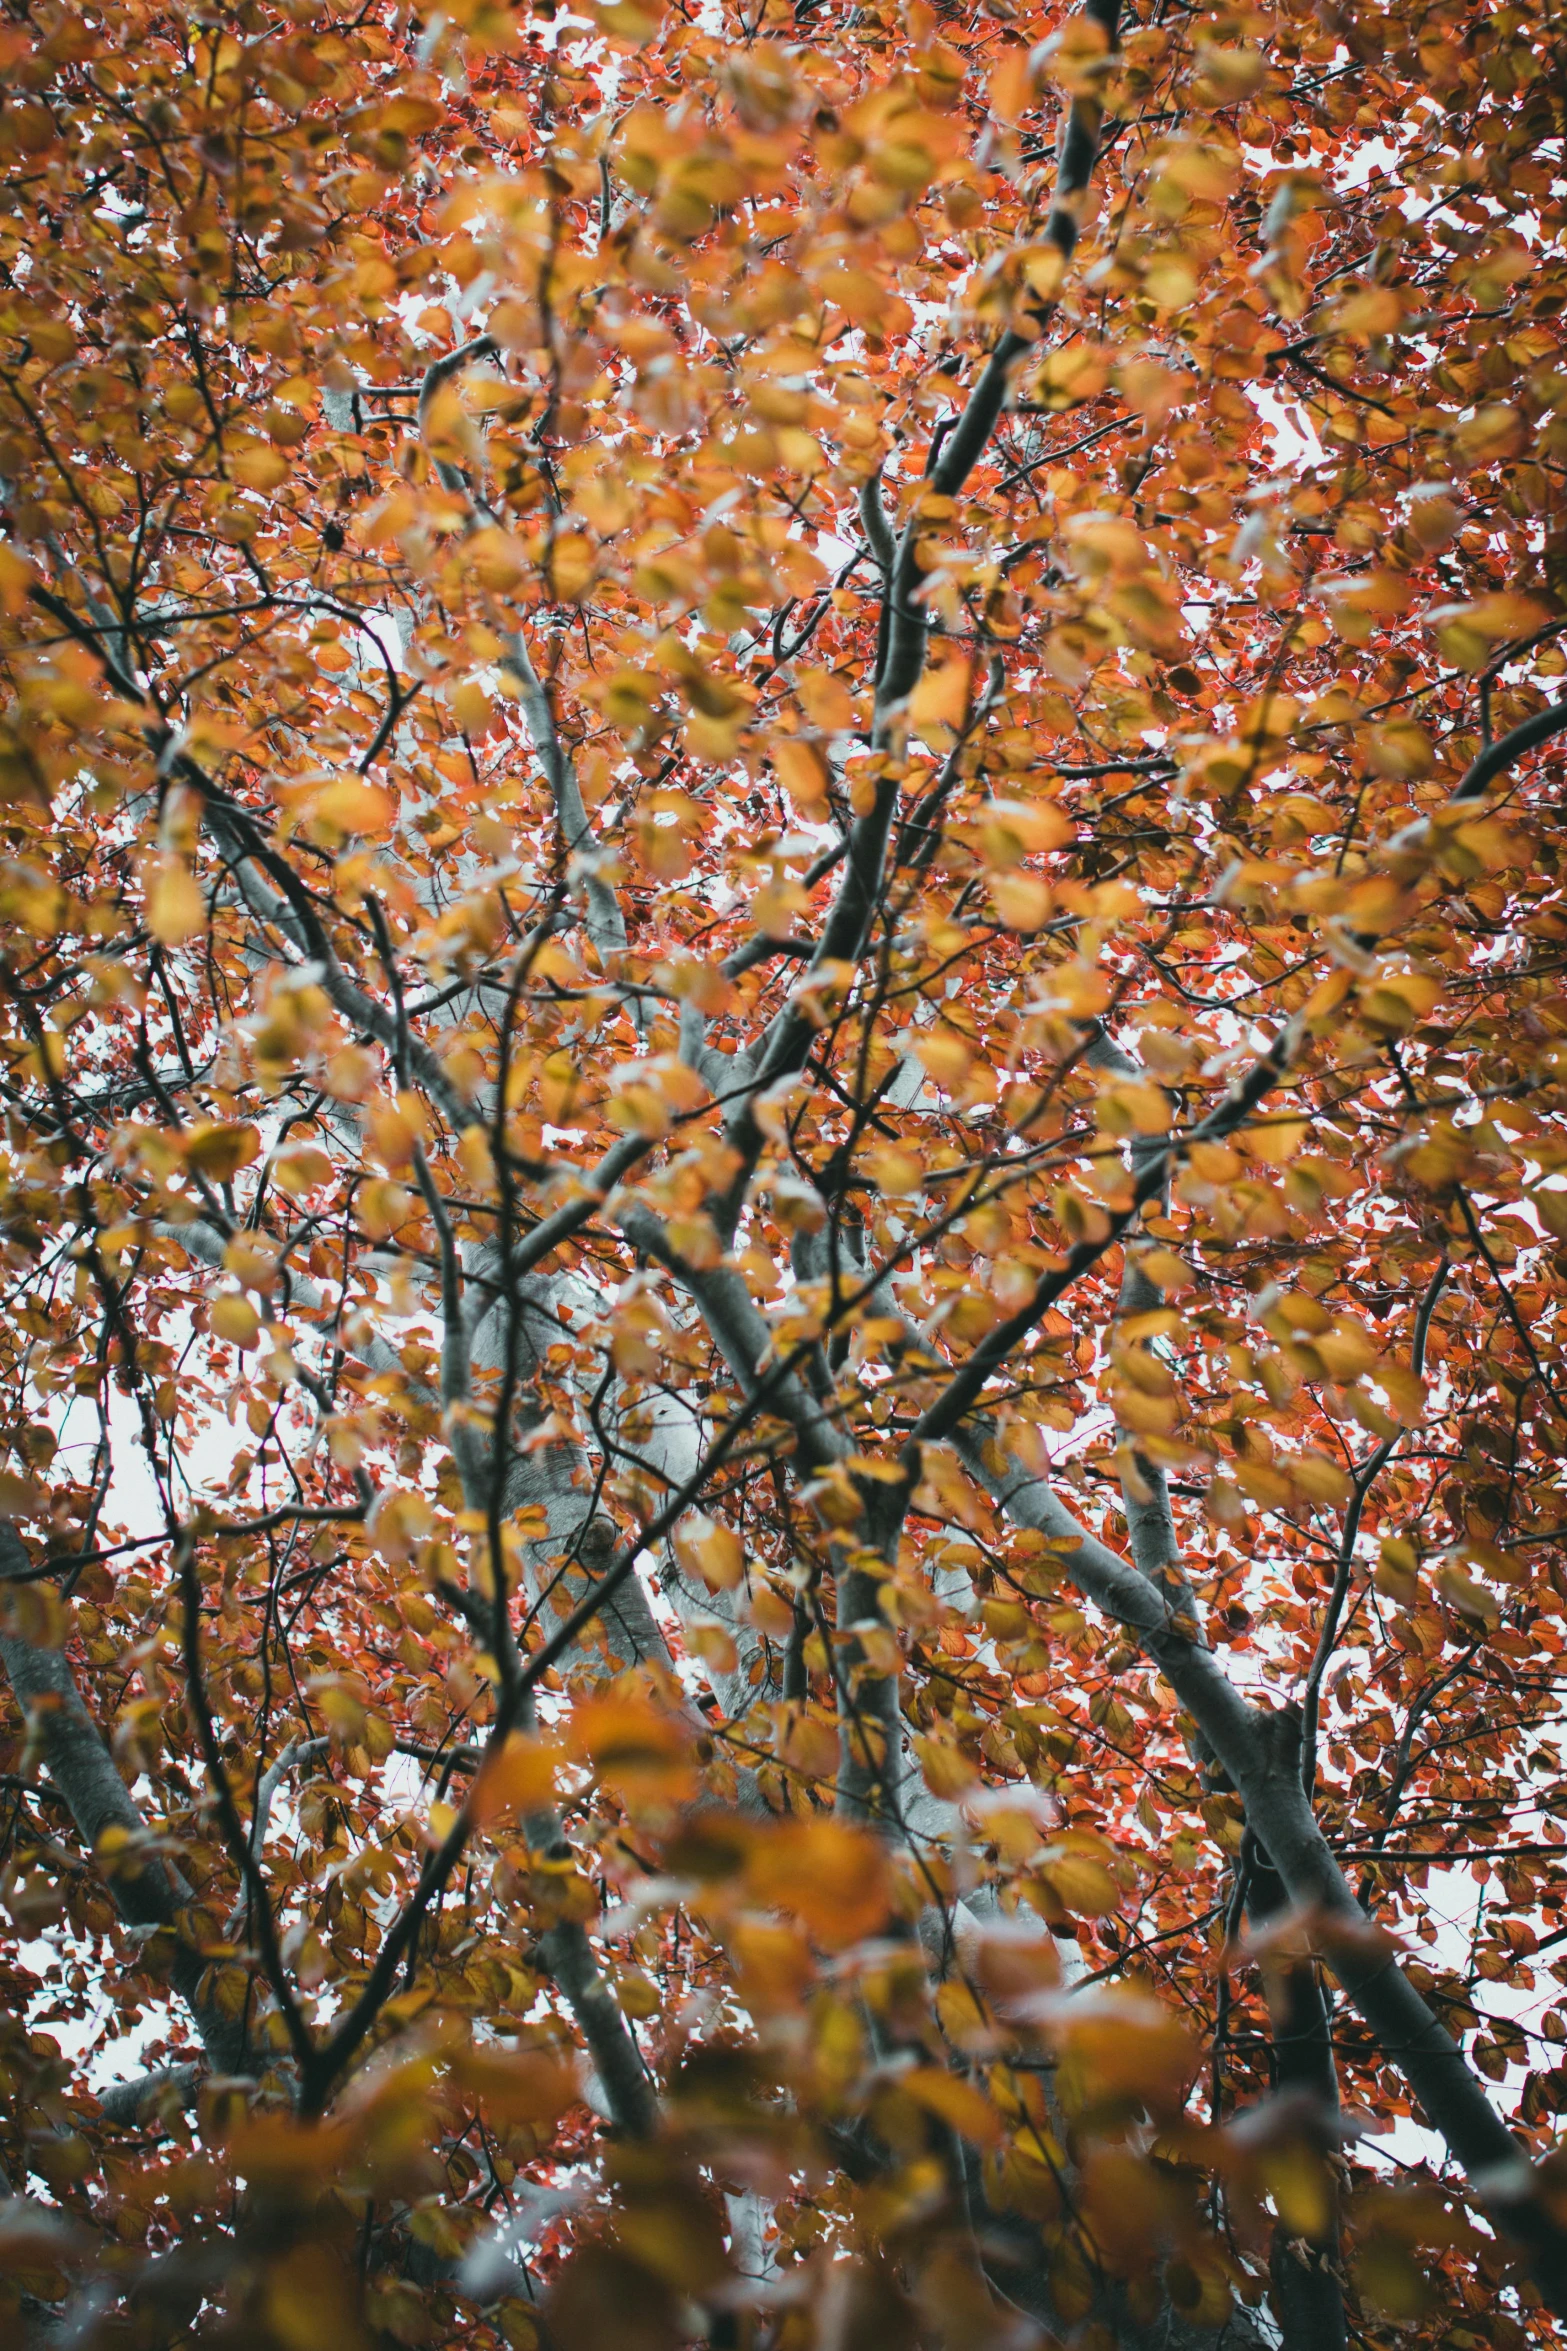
[958,1442,1567,2316]
[0,1525,247,2076]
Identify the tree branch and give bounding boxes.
[0,1523,248,2075]
[957,1442,1567,2317]
[1452,692,1567,802]
[916,1020,1299,1446]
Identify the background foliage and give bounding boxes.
[3,0,1567,2345]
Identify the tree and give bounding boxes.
[2,0,1567,2341]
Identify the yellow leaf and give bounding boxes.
[367,1487,434,1563]
[634,788,703,881]
[209,1292,261,1348]
[1331,284,1404,341]
[230,441,291,492]
[311,775,394,838]
[2,1580,65,1648]
[452,2046,579,2127]
[1452,404,1528,468]
[567,1692,696,1801]
[774,735,830,813]
[1365,721,1433,780]
[593,0,663,42]
[908,654,973,736]
[685,1617,739,1673]
[988,49,1044,123]
[675,1511,745,1592]
[1359,971,1441,1034]
[265,2245,366,2351]
[464,526,528,593]
[980,797,1074,868]
[545,531,595,601]
[1149,138,1241,205]
[1375,1539,1421,1608]
[915,1028,972,1088]
[1136,1247,1193,1293]
[359,1179,412,1239]
[1038,1847,1121,1917]
[914,1734,980,1799]
[271,1143,334,1196]
[1142,254,1198,308]
[1433,1557,1499,1629]
[795,666,854,731]
[472,1734,562,1826]
[146,856,205,945]
[747,1581,795,1639]
[744,1817,891,1947]
[1429,592,1549,670]
[184,1120,261,1180]
[781,1707,839,1783]
[989,871,1054,932]
[1117,358,1193,424]
[0,541,36,615]
[223,1233,278,1291]
[1448,817,1522,873]
[1241,1115,1308,1166]
[1289,1450,1353,1507]
[1100,1077,1169,1137]
[863,1144,924,1196]
[902,2065,1002,2143]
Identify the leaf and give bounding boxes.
[358,1179,412,1239]
[900,2065,1002,2143]
[231,441,291,492]
[1037,1845,1121,1917]
[743,1818,892,1948]
[471,1734,562,1825]
[0,542,37,614]
[773,735,830,813]
[367,1487,434,1563]
[209,1290,261,1347]
[746,1580,795,1638]
[451,2047,579,2127]
[593,0,664,44]
[545,2244,681,2351]
[863,1144,924,1196]
[1046,1990,1197,2116]
[183,1120,261,1179]
[271,1142,334,1196]
[684,1616,738,1673]
[907,653,972,736]
[304,774,394,839]
[568,1692,697,1800]
[1288,1450,1353,1506]
[914,1733,981,1798]
[674,1512,745,1593]
[1429,592,1550,670]
[2,1580,65,1648]
[979,797,1074,866]
[264,2244,369,2351]
[1433,1557,1499,1629]
[145,856,205,944]
[989,870,1054,930]
[1365,720,1433,780]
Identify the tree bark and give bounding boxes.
[0,1522,248,2076]
[955,1440,1567,2318]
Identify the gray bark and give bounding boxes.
[0,1524,248,2076]
[956,1435,1567,2316]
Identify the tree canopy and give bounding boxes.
[4,0,1567,2344]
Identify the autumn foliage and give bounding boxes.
[5,0,1567,2345]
